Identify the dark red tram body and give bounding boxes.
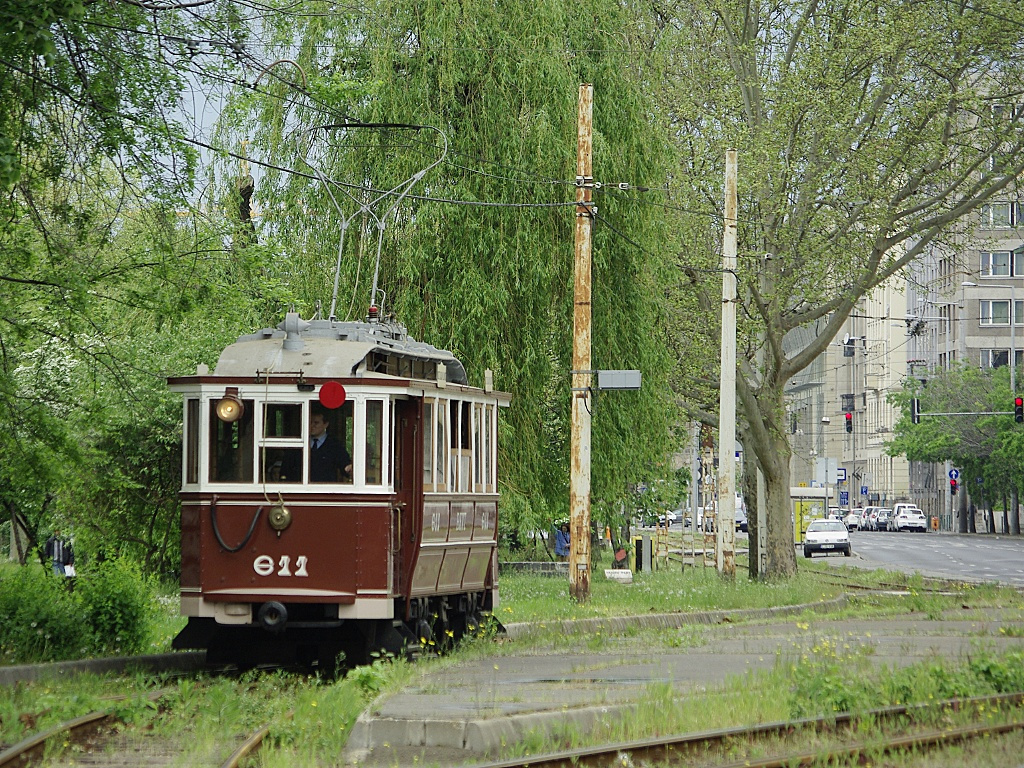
[169,312,510,668]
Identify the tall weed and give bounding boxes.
[75,558,154,655]
[0,566,89,662]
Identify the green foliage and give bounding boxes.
[789,649,1024,718]
[889,364,1024,504]
[75,558,154,656]
[0,565,89,663]
[211,0,680,532]
[346,655,396,697]
[657,0,1024,577]
[0,560,158,662]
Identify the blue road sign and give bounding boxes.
[949,468,959,480]
[839,491,849,506]
[861,485,868,496]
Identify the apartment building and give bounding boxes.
[906,200,1024,527]
[786,281,912,510]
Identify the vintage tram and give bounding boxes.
[169,309,510,669]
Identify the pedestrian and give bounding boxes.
[555,523,570,561]
[44,530,74,577]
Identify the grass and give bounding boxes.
[5,562,1024,766]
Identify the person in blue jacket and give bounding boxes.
[555,523,570,561]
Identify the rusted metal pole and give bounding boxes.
[570,84,594,602]
[717,149,737,577]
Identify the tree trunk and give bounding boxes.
[1012,489,1020,535]
[742,391,797,579]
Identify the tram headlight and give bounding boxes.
[215,387,244,423]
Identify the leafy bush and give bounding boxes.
[0,565,90,663]
[75,558,154,656]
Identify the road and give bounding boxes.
[843,530,1024,586]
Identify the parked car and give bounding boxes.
[843,510,860,530]
[658,509,678,526]
[858,506,876,529]
[803,518,852,558]
[891,502,922,521]
[893,507,928,532]
[873,508,893,531]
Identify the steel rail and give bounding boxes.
[220,711,293,768]
[0,711,114,767]
[220,724,271,768]
[0,690,167,767]
[470,691,1024,768]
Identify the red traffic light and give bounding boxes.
[950,478,958,495]
[1016,397,1023,424]
[844,412,853,433]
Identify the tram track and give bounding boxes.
[0,689,281,768]
[470,691,1024,768]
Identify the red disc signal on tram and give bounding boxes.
[319,381,347,409]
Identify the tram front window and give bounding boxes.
[209,400,254,483]
[309,402,354,484]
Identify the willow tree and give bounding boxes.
[207,0,679,528]
[656,0,1024,577]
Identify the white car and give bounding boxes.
[803,519,852,558]
[893,507,928,532]
[843,510,860,530]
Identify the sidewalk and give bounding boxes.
[343,599,1024,766]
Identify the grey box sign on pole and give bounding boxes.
[597,370,642,390]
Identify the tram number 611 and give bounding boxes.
[253,554,309,577]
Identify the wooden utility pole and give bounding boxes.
[570,83,594,602]
[717,149,738,577]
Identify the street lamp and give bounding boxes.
[963,281,1016,392]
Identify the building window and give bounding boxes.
[980,250,1024,276]
[981,251,1012,276]
[981,349,1024,369]
[980,299,1024,326]
[980,203,1013,229]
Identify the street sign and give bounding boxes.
[948,468,960,480]
[839,491,849,505]
[837,467,847,483]
[861,485,868,496]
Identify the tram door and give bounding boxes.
[393,399,419,594]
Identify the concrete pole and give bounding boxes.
[716,149,737,577]
[570,84,594,602]
[1011,283,1016,394]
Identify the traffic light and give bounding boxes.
[910,398,920,424]
[950,478,958,495]
[844,412,853,433]
[1015,396,1023,424]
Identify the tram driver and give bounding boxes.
[309,405,353,483]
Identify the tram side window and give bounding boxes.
[482,403,494,491]
[310,401,354,484]
[435,398,448,492]
[473,403,483,492]
[365,400,384,485]
[209,400,254,483]
[185,399,200,484]
[423,401,434,488]
[449,400,471,492]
